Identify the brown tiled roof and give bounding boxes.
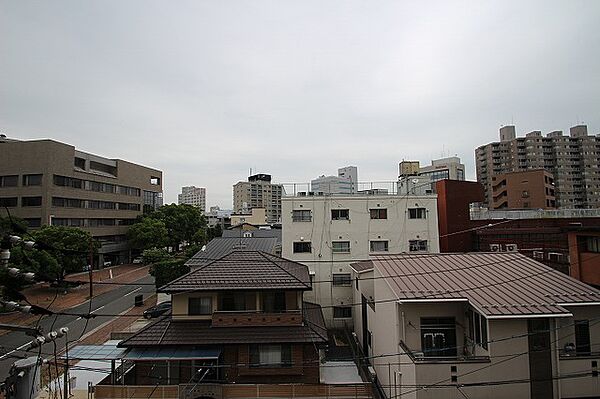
[119,302,327,347]
[161,250,311,292]
[373,252,600,318]
[350,260,374,273]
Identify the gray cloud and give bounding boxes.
[2,0,599,207]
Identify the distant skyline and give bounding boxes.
[2,1,599,208]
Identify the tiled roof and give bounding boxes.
[350,260,374,273]
[186,237,279,268]
[163,250,311,292]
[373,252,600,318]
[119,302,327,347]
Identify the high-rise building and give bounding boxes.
[232,173,283,223]
[0,135,163,264]
[177,186,206,212]
[476,125,600,209]
[418,157,466,182]
[310,165,358,194]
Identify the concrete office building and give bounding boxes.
[177,185,206,212]
[0,136,163,265]
[233,173,283,223]
[476,124,600,209]
[311,166,358,194]
[398,158,465,195]
[282,189,439,326]
[418,156,465,182]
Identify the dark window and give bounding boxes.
[22,174,42,186]
[421,317,457,357]
[332,274,351,286]
[0,175,18,187]
[408,208,427,219]
[586,237,600,253]
[150,176,161,185]
[331,209,350,220]
[292,209,311,222]
[333,306,352,318]
[74,157,86,169]
[332,241,350,253]
[409,240,428,252]
[188,297,212,315]
[370,209,387,219]
[575,320,591,355]
[219,292,248,311]
[89,161,117,176]
[0,197,18,207]
[23,218,41,228]
[293,242,311,253]
[249,344,292,367]
[370,240,389,252]
[262,292,286,312]
[22,196,42,207]
[53,175,83,189]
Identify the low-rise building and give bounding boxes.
[353,252,600,399]
[282,189,439,326]
[186,236,281,269]
[230,208,267,227]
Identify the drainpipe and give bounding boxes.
[554,319,562,399]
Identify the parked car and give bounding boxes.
[143,301,171,319]
[132,257,143,264]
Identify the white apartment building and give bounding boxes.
[418,156,465,182]
[311,166,358,194]
[282,192,439,326]
[177,186,206,212]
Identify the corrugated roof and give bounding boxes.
[185,237,279,268]
[119,302,327,347]
[350,260,374,274]
[163,250,311,292]
[373,252,600,318]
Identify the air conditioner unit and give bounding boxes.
[298,192,307,196]
[308,192,315,196]
[490,244,501,252]
[505,244,518,252]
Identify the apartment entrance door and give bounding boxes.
[528,319,553,399]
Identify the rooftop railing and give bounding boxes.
[282,181,438,197]
[471,207,600,220]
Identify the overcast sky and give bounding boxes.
[2,1,599,207]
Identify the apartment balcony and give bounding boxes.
[399,341,489,364]
[211,310,303,327]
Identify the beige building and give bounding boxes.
[353,253,600,399]
[233,173,283,223]
[491,169,556,209]
[0,136,163,264]
[230,207,267,226]
[177,185,206,212]
[476,124,600,209]
[282,191,439,326]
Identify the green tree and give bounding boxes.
[207,224,222,241]
[0,215,28,237]
[32,226,99,275]
[142,247,171,265]
[127,217,168,250]
[149,258,190,288]
[150,204,206,250]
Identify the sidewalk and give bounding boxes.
[0,264,150,334]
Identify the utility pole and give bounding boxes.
[63,329,69,398]
[89,237,94,299]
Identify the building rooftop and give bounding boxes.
[119,301,327,347]
[373,252,600,318]
[185,237,280,268]
[166,250,311,292]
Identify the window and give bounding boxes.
[292,209,311,222]
[522,190,529,198]
[89,161,117,176]
[409,240,428,252]
[333,274,351,286]
[150,176,161,185]
[333,306,352,318]
[22,196,42,207]
[53,175,83,189]
[575,320,590,355]
[586,237,600,253]
[188,297,212,315]
[293,242,311,253]
[331,209,349,220]
[0,197,18,207]
[249,344,292,367]
[370,209,387,219]
[23,218,41,228]
[421,317,457,357]
[408,208,427,219]
[332,241,350,253]
[22,174,42,186]
[370,240,389,252]
[262,292,286,312]
[74,157,86,169]
[0,175,18,187]
[468,309,488,349]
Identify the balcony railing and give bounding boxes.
[211,310,303,327]
[399,341,489,364]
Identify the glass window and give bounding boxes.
[22,174,42,186]
[262,292,286,312]
[331,209,349,220]
[370,240,389,252]
[23,218,41,228]
[0,197,18,207]
[332,274,352,286]
[370,209,387,219]
[292,209,311,222]
[188,297,212,315]
[332,241,350,253]
[293,242,311,253]
[586,237,600,253]
[0,175,18,187]
[249,344,292,367]
[22,196,42,207]
[575,320,591,355]
[409,240,428,252]
[333,306,352,318]
[408,208,427,219]
[74,157,86,169]
[421,317,457,357]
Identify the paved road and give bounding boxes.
[0,275,155,381]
